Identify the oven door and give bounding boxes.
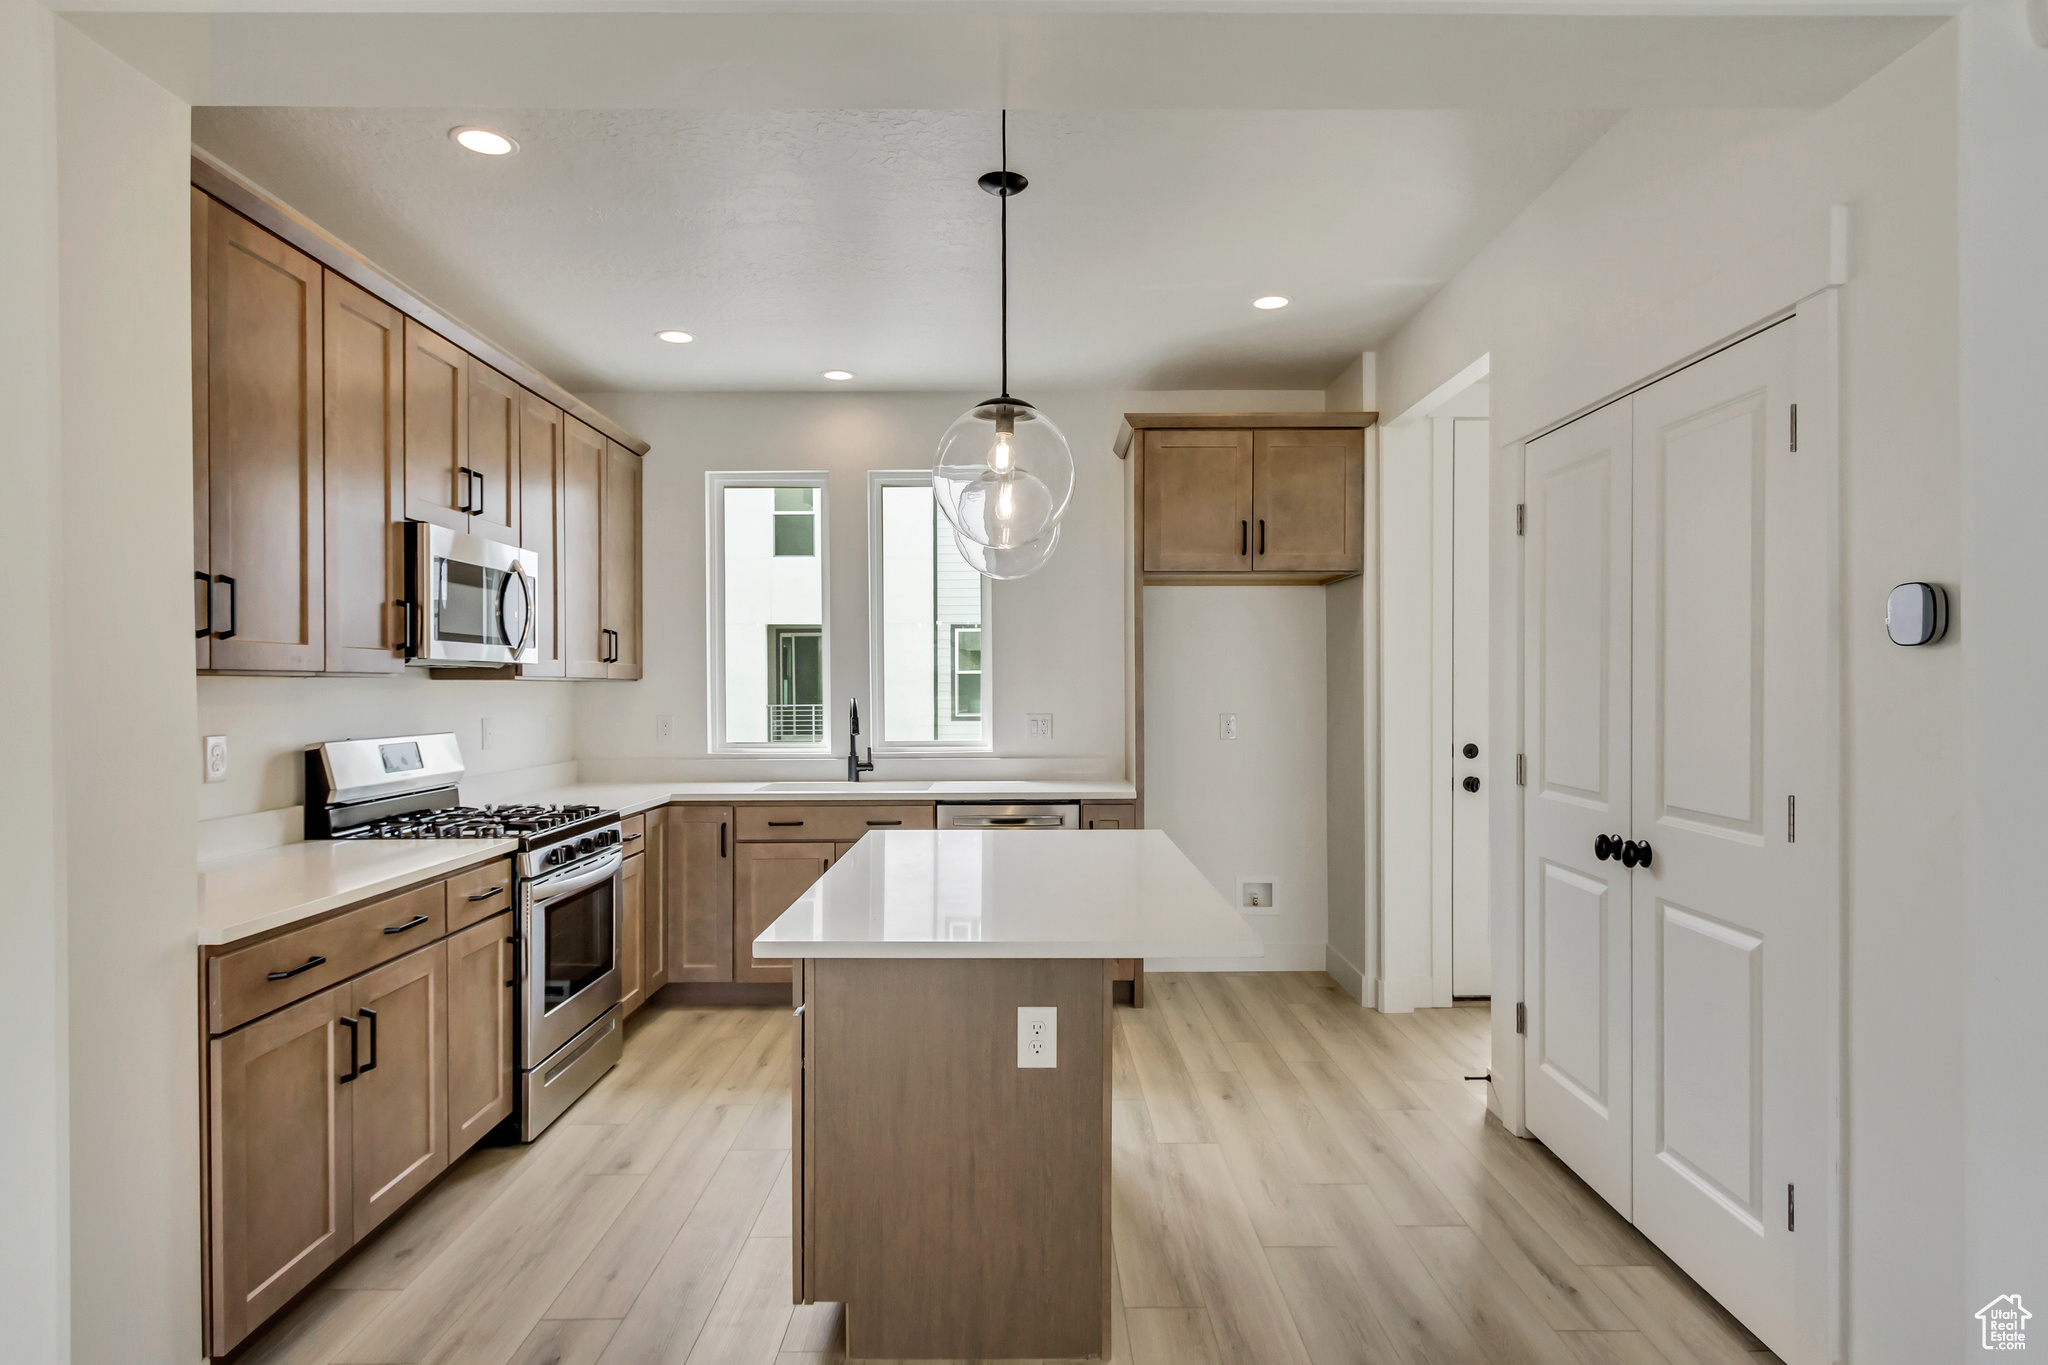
[522,849,623,1067]
[408,521,539,666]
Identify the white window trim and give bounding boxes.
[866,469,994,755]
[706,470,833,756]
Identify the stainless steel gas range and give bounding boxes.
[305,733,625,1140]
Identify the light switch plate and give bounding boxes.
[1026,713,1053,741]
[1018,1006,1057,1068]
[203,735,228,784]
[480,716,495,751]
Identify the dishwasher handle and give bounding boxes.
[948,815,1067,828]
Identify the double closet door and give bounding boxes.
[1522,319,1832,1362]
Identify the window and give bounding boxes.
[868,472,991,751]
[707,472,830,752]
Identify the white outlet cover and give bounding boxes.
[1026,713,1053,741]
[656,713,675,742]
[480,717,495,750]
[203,735,228,784]
[1018,1005,1057,1068]
[1219,712,1238,740]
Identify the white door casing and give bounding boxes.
[1521,397,1635,1218]
[1452,418,1492,997]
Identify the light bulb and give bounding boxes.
[997,479,1014,525]
[991,430,1013,473]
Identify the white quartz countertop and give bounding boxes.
[198,839,517,947]
[507,779,1138,817]
[752,829,1264,960]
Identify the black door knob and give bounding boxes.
[1620,840,1640,868]
[1462,743,1479,760]
[1595,834,1618,861]
[1463,776,1481,793]
[1629,839,1653,868]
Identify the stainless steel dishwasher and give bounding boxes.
[935,801,1081,830]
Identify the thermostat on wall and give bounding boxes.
[1885,582,1948,646]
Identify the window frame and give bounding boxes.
[865,470,994,755]
[951,625,982,720]
[706,470,833,756]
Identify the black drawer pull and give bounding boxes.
[338,1014,359,1083]
[720,821,727,857]
[195,570,212,638]
[768,820,804,827]
[466,886,505,901]
[267,955,326,982]
[383,913,430,935]
[866,820,902,826]
[357,1007,378,1073]
[622,833,642,842]
[214,574,237,640]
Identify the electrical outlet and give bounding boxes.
[480,716,495,751]
[203,735,228,784]
[1018,1006,1057,1068]
[1220,712,1238,741]
[656,713,675,742]
[1026,713,1053,741]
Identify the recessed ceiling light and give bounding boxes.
[1253,295,1291,310]
[822,371,854,382]
[656,330,694,344]
[451,127,518,157]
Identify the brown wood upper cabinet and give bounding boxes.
[402,319,469,533]
[193,194,325,673]
[518,394,567,679]
[465,359,522,546]
[1140,424,1365,580]
[321,273,405,675]
[602,438,643,679]
[562,416,607,678]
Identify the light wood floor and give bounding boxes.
[237,972,1780,1365]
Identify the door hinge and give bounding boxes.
[1516,503,1526,535]
[1790,404,1798,452]
[1515,1001,1527,1035]
[1787,794,1796,843]
[1516,754,1526,786]
[1788,1182,1795,1231]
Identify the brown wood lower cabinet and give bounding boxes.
[348,944,448,1241]
[734,841,836,984]
[445,910,515,1160]
[206,984,354,1353]
[1081,803,1138,830]
[620,850,645,1015]
[667,805,735,983]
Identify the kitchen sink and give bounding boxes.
[750,781,936,792]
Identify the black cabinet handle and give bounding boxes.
[214,575,237,640]
[358,1007,378,1073]
[1258,519,1266,555]
[767,820,804,827]
[720,821,727,857]
[338,1014,359,1083]
[466,885,504,901]
[866,820,902,827]
[267,954,326,982]
[457,466,475,514]
[383,913,430,935]
[473,471,486,516]
[1241,520,1248,556]
[195,570,212,638]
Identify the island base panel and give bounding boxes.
[798,956,1111,1361]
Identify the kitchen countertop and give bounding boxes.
[506,779,1138,817]
[198,838,516,946]
[752,829,1263,961]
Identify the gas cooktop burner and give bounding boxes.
[334,802,607,842]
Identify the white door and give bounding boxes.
[1521,399,1635,1218]
[1451,418,1491,996]
[1628,319,1820,1355]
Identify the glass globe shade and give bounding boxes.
[952,521,1060,580]
[934,399,1074,549]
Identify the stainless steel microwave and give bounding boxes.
[405,521,539,667]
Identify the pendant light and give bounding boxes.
[934,111,1075,568]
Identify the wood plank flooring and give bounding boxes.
[236,974,1778,1365]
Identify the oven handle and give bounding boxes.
[529,848,624,904]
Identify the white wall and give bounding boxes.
[1146,587,1330,971]
[571,387,1319,781]
[55,22,202,1363]
[1377,26,1962,1363]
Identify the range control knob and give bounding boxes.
[578,836,595,855]
[545,847,564,867]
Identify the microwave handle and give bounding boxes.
[396,599,418,657]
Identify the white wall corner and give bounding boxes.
[1829,204,1850,286]
[1324,352,1376,413]
[1324,942,1370,1004]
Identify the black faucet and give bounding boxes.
[847,699,874,782]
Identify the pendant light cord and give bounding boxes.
[1000,108,1010,400]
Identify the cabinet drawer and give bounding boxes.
[446,858,515,933]
[736,804,935,843]
[1082,804,1138,830]
[619,812,649,854]
[209,882,445,1035]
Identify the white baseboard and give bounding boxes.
[1377,973,1435,1014]
[1148,942,1328,973]
[1324,943,1372,1005]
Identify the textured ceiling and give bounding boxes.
[194,106,1619,392]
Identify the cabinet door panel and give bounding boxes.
[192,188,211,671]
[735,842,834,984]
[641,812,668,996]
[668,805,735,983]
[348,945,448,1241]
[322,273,405,675]
[1252,428,1364,573]
[447,910,516,1159]
[208,983,352,1355]
[621,851,646,1015]
[602,439,643,678]
[1142,430,1253,573]
[402,320,469,533]
[518,394,567,678]
[1081,803,1137,830]
[563,417,607,678]
[467,359,522,546]
[205,197,325,673]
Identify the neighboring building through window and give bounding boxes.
[708,473,830,750]
[870,473,991,749]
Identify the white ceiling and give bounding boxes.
[195,106,1622,392]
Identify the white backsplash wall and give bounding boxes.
[196,672,576,821]
[1144,585,1330,970]
[570,386,1322,782]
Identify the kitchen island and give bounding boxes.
[753,828,1261,1361]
